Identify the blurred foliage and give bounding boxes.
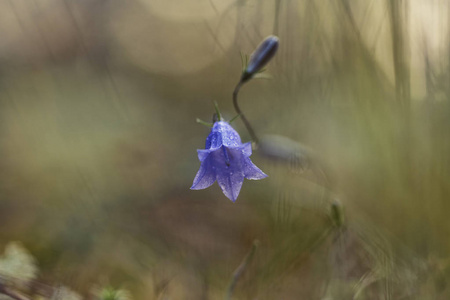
[95,287,132,300]
[0,242,38,284]
[0,0,449,299]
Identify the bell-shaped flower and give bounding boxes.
[191,121,267,202]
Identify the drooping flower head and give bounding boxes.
[191,121,267,202]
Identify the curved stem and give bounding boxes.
[232,81,259,145]
[225,240,259,300]
[0,285,30,300]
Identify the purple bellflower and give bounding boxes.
[191,121,267,202]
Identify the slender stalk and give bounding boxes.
[388,0,410,109]
[0,285,30,300]
[273,0,282,36]
[233,81,259,145]
[225,240,259,300]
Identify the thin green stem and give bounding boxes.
[196,118,213,127]
[228,114,240,124]
[232,81,259,145]
[214,101,222,121]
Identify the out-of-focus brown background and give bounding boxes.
[0,0,449,299]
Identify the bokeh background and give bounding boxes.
[0,0,449,299]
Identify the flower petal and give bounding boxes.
[205,130,222,149]
[191,157,216,190]
[216,169,245,202]
[241,142,252,157]
[197,149,211,162]
[243,157,268,180]
[219,122,242,147]
[212,147,245,202]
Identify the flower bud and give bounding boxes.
[241,35,279,83]
[258,134,312,173]
[330,199,345,228]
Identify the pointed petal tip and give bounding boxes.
[190,180,214,190]
[247,173,268,180]
[225,195,238,202]
[243,158,268,180]
[222,190,239,202]
[217,171,244,204]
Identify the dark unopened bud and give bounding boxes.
[330,199,345,228]
[241,35,279,83]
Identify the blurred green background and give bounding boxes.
[0,0,449,299]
